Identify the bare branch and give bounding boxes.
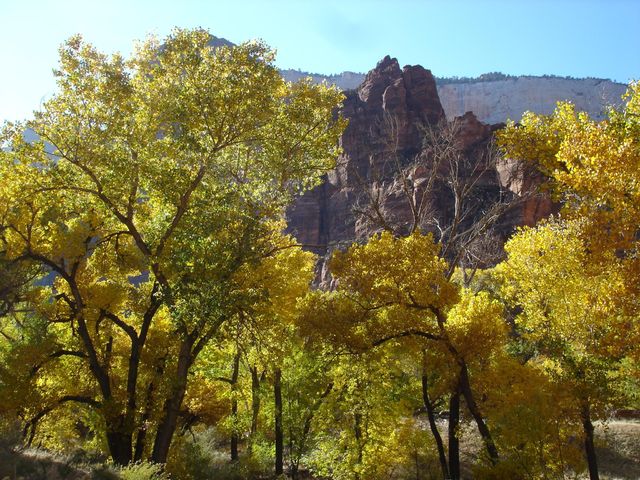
[351,112,532,276]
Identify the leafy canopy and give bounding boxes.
[0,27,345,464]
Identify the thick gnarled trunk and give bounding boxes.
[151,338,193,464]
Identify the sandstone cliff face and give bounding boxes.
[286,57,555,259]
[438,77,626,124]
[286,56,444,252]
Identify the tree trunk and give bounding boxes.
[448,387,460,480]
[151,338,193,464]
[354,411,364,480]
[274,367,284,476]
[458,363,499,465]
[230,351,241,462]
[291,382,333,480]
[134,356,166,462]
[422,373,449,480]
[230,399,239,461]
[289,429,298,480]
[106,427,133,466]
[581,402,600,480]
[250,366,262,438]
[133,391,152,462]
[433,309,498,467]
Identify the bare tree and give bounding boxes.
[353,113,535,279]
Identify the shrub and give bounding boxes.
[118,462,171,480]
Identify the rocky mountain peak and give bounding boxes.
[286,57,555,277]
[355,56,444,126]
[358,55,401,104]
[336,57,446,190]
[288,57,469,253]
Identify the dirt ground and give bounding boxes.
[594,421,640,480]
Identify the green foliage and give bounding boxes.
[165,427,273,480]
[303,348,429,480]
[91,462,170,480]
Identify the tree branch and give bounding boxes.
[30,350,88,377]
[372,329,441,347]
[23,395,101,446]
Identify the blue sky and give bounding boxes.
[2,0,639,122]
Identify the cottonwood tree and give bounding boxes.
[294,337,434,480]
[495,219,632,480]
[303,232,505,479]
[498,86,640,253]
[0,28,344,465]
[497,84,640,480]
[200,235,319,475]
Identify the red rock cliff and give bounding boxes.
[286,57,554,256]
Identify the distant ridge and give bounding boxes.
[280,69,365,91]
[280,69,627,124]
[216,35,627,124]
[437,76,626,123]
[207,35,235,48]
[435,71,618,85]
